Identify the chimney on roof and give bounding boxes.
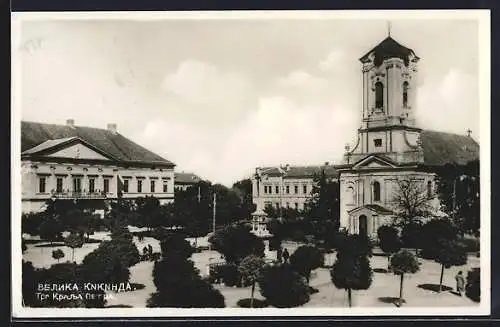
[66,119,75,127]
[324,161,329,166]
[107,123,117,134]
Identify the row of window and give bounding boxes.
[346,180,434,205]
[39,176,111,194]
[263,184,308,195]
[38,176,170,194]
[265,201,301,210]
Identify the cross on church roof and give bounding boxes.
[387,21,392,37]
[467,129,472,137]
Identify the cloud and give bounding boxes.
[416,69,479,139]
[319,49,346,71]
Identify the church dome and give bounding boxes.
[359,36,419,67]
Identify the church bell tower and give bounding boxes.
[343,29,424,165]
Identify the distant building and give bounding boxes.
[335,35,480,237]
[250,164,338,237]
[21,120,176,214]
[174,172,203,191]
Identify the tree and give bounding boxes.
[304,169,340,228]
[420,218,458,258]
[208,224,265,264]
[238,255,266,308]
[289,245,325,284]
[81,242,130,284]
[401,222,423,255]
[258,264,310,308]
[148,254,225,308]
[38,217,63,244]
[159,233,194,259]
[232,178,257,219]
[392,178,433,227]
[390,250,420,306]
[377,225,402,270]
[135,196,162,230]
[435,160,480,237]
[330,234,373,307]
[65,232,84,262]
[52,249,65,263]
[433,239,468,292]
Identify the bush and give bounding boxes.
[289,245,324,284]
[208,225,265,264]
[159,233,194,259]
[52,249,65,262]
[258,264,310,308]
[466,268,480,302]
[237,298,268,308]
[81,241,130,284]
[208,263,250,287]
[268,237,282,251]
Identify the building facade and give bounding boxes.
[21,120,176,214]
[335,36,480,237]
[174,172,203,192]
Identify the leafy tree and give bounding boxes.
[330,234,373,307]
[433,239,468,292]
[208,224,265,264]
[81,241,130,284]
[390,250,420,306]
[22,238,27,253]
[22,261,39,307]
[65,232,84,262]
[466,268,480,302]
[420,219,458,258]
[435,160,480,236]
[135,196,162,230]
[148,254,225,308]
[22,212,46,236]
[392,178,433,227]
[232,178,257,219]
[159,233,194,259]
[258,264,310,308]
[38,217,63,244]
[238,255,266,308]
[304,169,340,228]
[401,222,424,255]
[52,249,65,263]
[377,225,402,270]
[289,245,325,284]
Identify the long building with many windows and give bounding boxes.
[21,119,176,214]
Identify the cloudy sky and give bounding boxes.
[16,12,482,186]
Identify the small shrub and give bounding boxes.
[237,298,268,308]
[52,249,65,262]
[258,264,310,308]
[466,268,480,302]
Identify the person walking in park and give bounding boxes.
[282,248,290,263]
[455,271,465,296]
[276,247,283,263]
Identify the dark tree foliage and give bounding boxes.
[65,232,84,262]
[159,233,195,259]
[238,255,266,307]
[148,254,225,308]
[377,225,402,270]
[232,178,257,219]
[401,222,424,253]
[390,250,420,306]
[290,245,325,284]
[81,241,131,284]
[304,169,340,228]
[22,261,39,307]
[433,239,468,292]
[466,268,480,302]
[258,264,310,308]
[22,212,46,236]
[208,224,265,264]
[52,249,65,262]
[435,160,480,236]
[330,234,373,307]
[420,219,458,259]
[38,216,64,244]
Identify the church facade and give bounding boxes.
[335,36,480,237]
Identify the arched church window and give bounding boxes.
[427,181,433,198]
[375,82,384,109]
[403,81,409,107]
[373,181,381,202]
[347,186,356,205]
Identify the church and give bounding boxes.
[335,34,480,237]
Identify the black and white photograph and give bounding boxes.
[11,10,490,317]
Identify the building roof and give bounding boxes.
[420,130,479,166]
[258,165,338,179]
[21,121,175,166]
[174,172,202,184]
[348,204,394,215]
[359,36,418,66]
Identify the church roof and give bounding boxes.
[359,36,418,66]
[21,121,175,167]
[420,130,479,166]
[348,204,394,215]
